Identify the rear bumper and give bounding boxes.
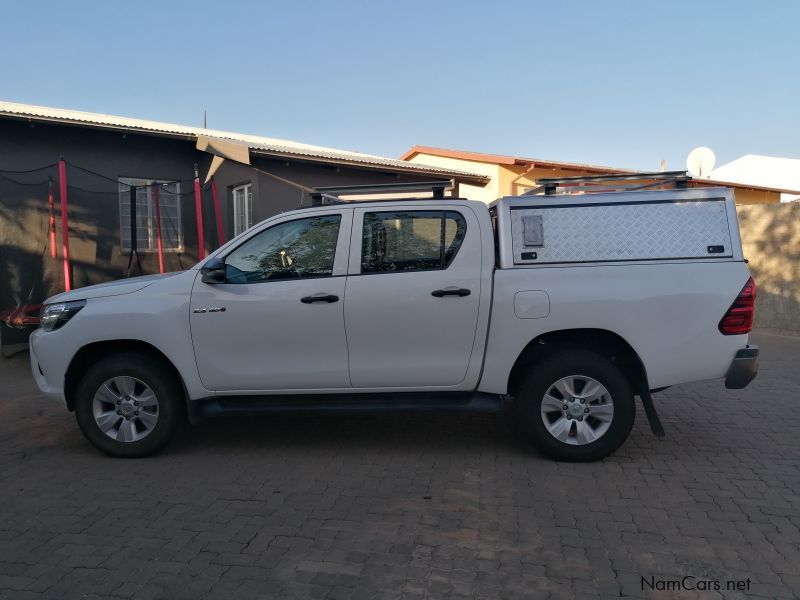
[725,345,759,389]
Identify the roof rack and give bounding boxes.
[310,180,454,205]
[524,170,692,196]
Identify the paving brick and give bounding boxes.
[0,331,797,599]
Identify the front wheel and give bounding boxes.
[74,353,183,457]
[513,349,636,461]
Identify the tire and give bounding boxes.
[74,352,184,457]
[512,349,635,462]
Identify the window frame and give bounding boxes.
[220,213,344,284]
[119,177,183,253]
[356,209,468,276]
[231,182,254,237]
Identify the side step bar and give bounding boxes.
[191,392,506,420]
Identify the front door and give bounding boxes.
[344,207,483,388]
[190,210,352,392]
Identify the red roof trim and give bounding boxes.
[401,146,800,194]
[400,146,518,165]
[400,145,638,174]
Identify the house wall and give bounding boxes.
[503,164,636,196]
[737,202,800,334]
[0,119,450,331]
[0,119,204,314]
[406,154,500,202]
[213,155,448,229]
[722,187,780,205]
[407,153,636,201]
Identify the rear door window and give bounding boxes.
[360,211,467,274]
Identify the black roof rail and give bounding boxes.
[525,171,692,196]
[310,180,454,205]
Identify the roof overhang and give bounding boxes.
[401,145,519,165]
[247,146,489,185]
[0,101,489,186]
[196,135,251,184]
[401,145,639,175]
[687,178,800,195]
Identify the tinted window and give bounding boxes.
[224,215,341,283]
[361,211,467,274]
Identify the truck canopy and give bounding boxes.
[492,188,742,268]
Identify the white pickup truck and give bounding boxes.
[30,187,758,461]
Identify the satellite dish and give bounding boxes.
[687,147,716,178]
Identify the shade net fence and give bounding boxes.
[0,160,224,356]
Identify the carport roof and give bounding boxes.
[0,100,489,185]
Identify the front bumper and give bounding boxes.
[29,330,68,405]
[725,345,759,389]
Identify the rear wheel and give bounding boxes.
[74,353,183,457]
[513,349,635,461]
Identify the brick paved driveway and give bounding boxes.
[0,332,798,600]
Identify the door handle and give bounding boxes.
[300,294,339,304]
[431,287,471,298]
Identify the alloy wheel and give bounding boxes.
[92,376,159,443]
[540,374,614,445]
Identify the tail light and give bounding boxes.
[719,277,756,335]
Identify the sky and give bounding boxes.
[0,0,798,171]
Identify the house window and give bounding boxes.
[119,178,182,252]
[232,183,253,236]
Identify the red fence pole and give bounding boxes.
[152,183,164,274]
[211,179,225,246]
[48,180,57,258]
[58,159,72,291]
[193,173,205,260]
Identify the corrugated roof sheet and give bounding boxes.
[0,101,487,182]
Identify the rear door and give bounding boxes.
[343,205,483,388]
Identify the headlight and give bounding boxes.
[39,300,86,331]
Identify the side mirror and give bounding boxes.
[201,257,227,284]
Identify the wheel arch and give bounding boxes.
[506,328,649,398]
[64,339,189,412]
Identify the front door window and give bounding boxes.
[224,215,341,283]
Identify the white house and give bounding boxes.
[711,155,800,202]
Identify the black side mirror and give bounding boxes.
[201,256,227,284]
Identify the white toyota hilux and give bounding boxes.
[30,187,759,461]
